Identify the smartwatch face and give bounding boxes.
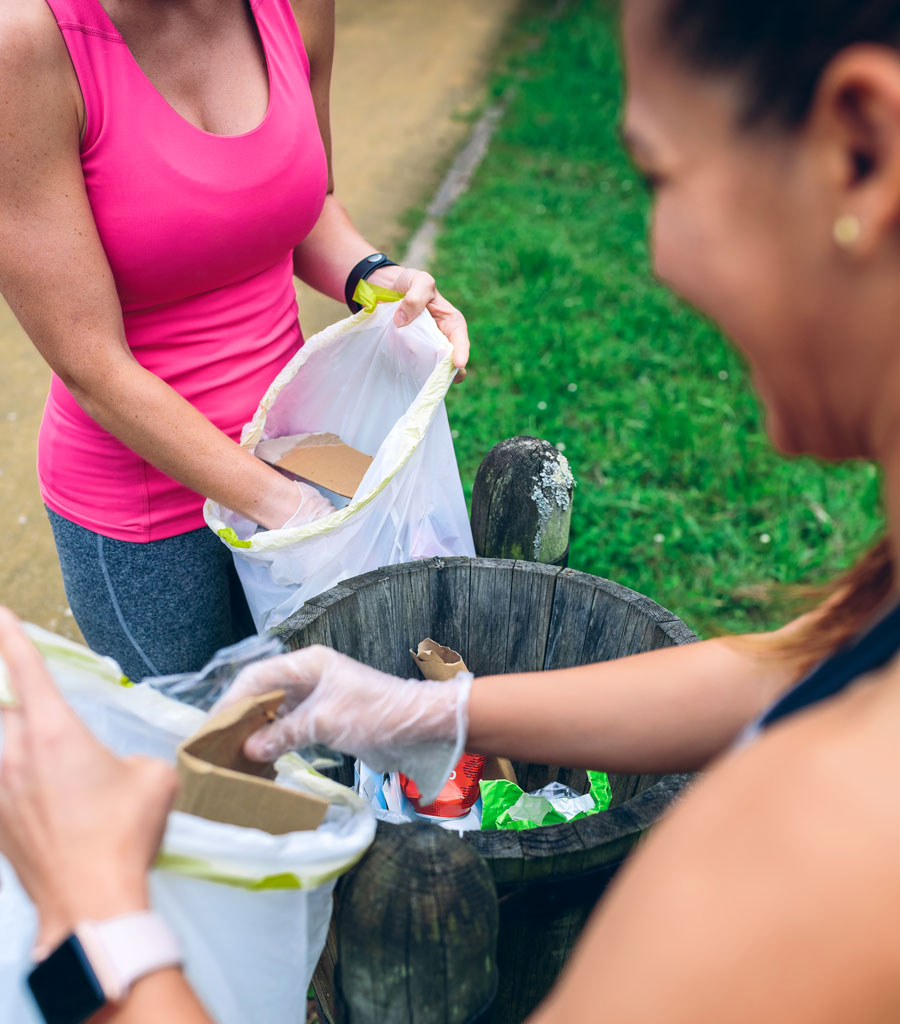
[28,936,105,1024]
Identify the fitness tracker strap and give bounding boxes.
[29,911,182,1024]
[344,252,397,312]
[78,911,182,1000]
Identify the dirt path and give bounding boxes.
[0,0,518,641]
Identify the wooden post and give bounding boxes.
[316,821,498,1024]
[336,822,498,1023]
[470,437,574,566]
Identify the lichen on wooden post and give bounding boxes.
[470,437,574,566]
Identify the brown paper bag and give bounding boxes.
[174,691,328,834]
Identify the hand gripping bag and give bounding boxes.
[204,286,475,632]
[0,626,375,1024]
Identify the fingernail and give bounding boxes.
[395,309,409,327]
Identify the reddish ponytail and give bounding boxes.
[749,537,894,676]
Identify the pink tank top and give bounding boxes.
[38,0,328,541]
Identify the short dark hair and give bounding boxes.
[662,1,900,127]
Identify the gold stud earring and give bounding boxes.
[833,214,861,248]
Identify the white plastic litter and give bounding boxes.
[204,297,475,632]
[505,781,596,824]
[356,760,482,836]
[0,626,375,1024]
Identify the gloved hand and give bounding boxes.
[211,646,472,804]
[281,481,335,528]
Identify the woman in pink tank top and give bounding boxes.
[0,0,469,679]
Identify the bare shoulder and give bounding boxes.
[541,660,900,1023]
[0,0,72,76]
[0,0,82,135]
[0,0,118,356]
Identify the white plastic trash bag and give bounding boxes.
[204,291,475,632]
[0,626,375,1024]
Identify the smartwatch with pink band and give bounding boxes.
[28,911,183,1024]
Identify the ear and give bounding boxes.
[812,45,900,257]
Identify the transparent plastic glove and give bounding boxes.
[281,481,335,528]
[211,646,471,804]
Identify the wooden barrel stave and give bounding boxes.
[501,561,559,676]
[464,558,517,677]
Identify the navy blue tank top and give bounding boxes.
[744,599,900,741]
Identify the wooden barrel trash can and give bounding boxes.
[276,557,697,1024]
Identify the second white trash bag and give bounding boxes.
[0,627,375,1024]
[204,289,475,632]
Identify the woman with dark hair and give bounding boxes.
[6,0,900,1020]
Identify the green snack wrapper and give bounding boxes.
[479,770,612,831]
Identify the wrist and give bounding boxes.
[254,470,303,530]
[389,674,472,805]
[416,672,472,737]
[344,252,398,311]
[365,264,403,289]
[29,910,183,1023]
[36,885,151,961]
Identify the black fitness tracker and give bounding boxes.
[28,936,106,1024]
[344,252,397,312]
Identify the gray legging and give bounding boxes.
[47,508,256,681]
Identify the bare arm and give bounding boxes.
[530,659,900,1023]
[467,633,801,773]
[0,608,213,1023]
[467,602,832,772]
[219,614,819,783]
[0,3,303,529]
[93,971,212,1023]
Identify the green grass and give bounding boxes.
[434,0,884,636]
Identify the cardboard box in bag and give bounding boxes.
[254,432,372,499]
[174,691,329,834]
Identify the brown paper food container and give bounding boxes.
[254,432,373,499]
[410,637,468,682]
[174,691,329,834]
[411,639,517,785]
